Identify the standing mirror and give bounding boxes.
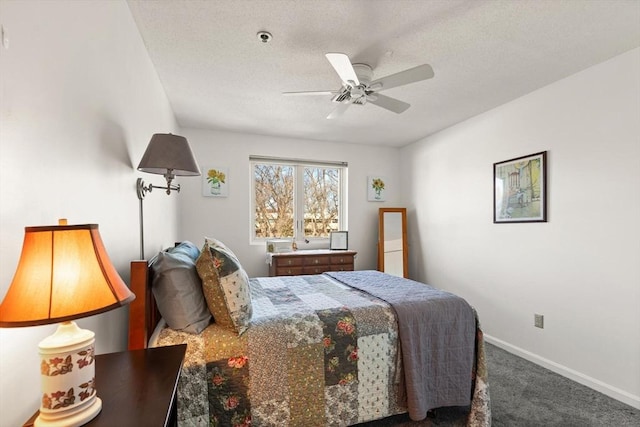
[377,207,408,278]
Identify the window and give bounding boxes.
[251,156,347,242]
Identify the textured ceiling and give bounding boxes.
[127,0,640,147]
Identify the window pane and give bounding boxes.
[303,167,340,237]
[254,164,294,238]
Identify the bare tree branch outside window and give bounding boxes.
[304,167,339,237]
[253,161,344,240]
[254,164,294,238]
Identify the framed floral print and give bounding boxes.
[202,166,229,197]
[493,151,547,223]
[368,176,387,201]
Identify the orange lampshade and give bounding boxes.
[0,223,135,327]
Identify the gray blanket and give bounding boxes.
[326,270,476,421]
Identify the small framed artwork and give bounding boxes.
[493,151,547,223]
[202,166,229,197]
[368,176,387,201]
[330,231,348,250]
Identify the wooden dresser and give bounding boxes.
[268,249,357,276]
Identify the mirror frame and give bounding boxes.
[377,207,409,278]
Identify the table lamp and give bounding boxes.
[0,220,135,427]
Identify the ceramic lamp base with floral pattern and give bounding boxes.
[35,321,101,427]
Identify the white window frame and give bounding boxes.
[250,156,348,244]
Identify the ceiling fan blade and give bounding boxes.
[327,103,350,119]
[282,90,338,96]
[368,93,411,114]
[370,64,434,92]
[325,53,359,86]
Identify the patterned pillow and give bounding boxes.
[196,237,252,335]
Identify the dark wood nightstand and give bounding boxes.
[24,344,186,427]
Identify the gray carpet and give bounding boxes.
[355,343,640,426]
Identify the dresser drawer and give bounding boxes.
[302,265,331,275]
[274,266,304,276]
[329,254,354,265]
[303,256,330,266]
[273,257,303,267]
[329,264,354,272]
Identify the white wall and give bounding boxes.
[401,48,640,408]
[176,128,401,277]
[2,4,636,425]
[0,1,179,425]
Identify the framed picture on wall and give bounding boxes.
[493,151,547,223]
[368,176,387,201]
[329,231,348,250]
[202,166,229,197]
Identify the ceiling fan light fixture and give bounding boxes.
[284,52,434,116]
[332,90,351,103]
[351,63,373,85]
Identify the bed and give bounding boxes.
[127,239,490,426]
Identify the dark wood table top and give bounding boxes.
[24,344,187,427]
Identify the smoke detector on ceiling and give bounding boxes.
[257,31,272,43]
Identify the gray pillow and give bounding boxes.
[151,248,211,334]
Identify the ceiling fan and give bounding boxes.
[283,53,434,119]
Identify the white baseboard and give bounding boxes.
[484,334,640,410]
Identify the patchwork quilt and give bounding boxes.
[155,273,490,427]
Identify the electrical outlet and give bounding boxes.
[534,314,544,329]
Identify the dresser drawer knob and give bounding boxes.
[287,260,292,265]
[340,258,344,262]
